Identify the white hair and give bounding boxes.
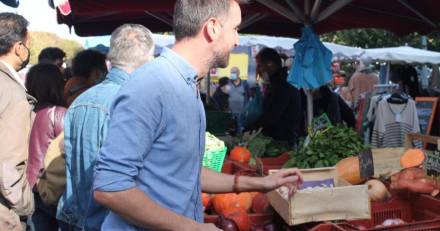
[107,24,154,72]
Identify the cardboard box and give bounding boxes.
[267,167,371,226]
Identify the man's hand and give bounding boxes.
[260,168,303,197]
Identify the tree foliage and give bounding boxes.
[320,28,440,51]
[29,31,83,65]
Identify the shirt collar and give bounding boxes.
[106,67,130,85]
[160,47,198,85]
[0,60,26,90]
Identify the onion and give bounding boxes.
[250,225,265,231]
[382,218,405,226]
[367,179,390,202]
[215,216,239,231]
[263,222,277,231]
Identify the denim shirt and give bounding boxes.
[57,68,130,230]
[93,48,206,231]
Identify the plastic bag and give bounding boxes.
[239,86,263,129]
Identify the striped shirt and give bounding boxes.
[372,99,420,148]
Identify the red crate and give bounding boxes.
[229,152,290,175]
[309,223,346,231]
[335,194,440,230]
[256,152,290,175]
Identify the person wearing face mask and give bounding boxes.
[0,13,35,231]
[211,77,230,111]
[228,66,250,133]
[256,48,304,147]
[63,49,107,107]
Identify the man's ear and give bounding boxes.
[13,42,21,57]
[205,18,221,42]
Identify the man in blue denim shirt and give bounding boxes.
[57,24,155,231]
[93,1,303,231]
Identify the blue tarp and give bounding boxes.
[288,27,332,89]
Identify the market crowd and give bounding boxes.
[0,0,304,230]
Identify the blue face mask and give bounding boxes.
[230,73,238,80]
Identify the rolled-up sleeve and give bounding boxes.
[93,76,163,192]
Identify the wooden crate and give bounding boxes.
[372,147,405,177]
[404,133,440,150]
[267,167,370,226]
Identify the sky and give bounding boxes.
[0,0,85,44]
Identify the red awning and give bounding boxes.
[58,0,440,37]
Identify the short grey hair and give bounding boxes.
[107,24,154,71]
[173,0,247,41]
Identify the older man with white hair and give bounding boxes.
[57,24,155,231]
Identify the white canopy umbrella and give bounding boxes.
[238,34,363,61]
[361,46,440,64]
[84,34,363,61]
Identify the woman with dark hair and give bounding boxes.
[25,63,66,231]
[211,77,230,111]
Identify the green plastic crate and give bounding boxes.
[203,146,227,172]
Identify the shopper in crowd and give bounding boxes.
[57,24,155,231]
[25,64,66,231]
[257,47,303,146]
[63,49,107,107]
[38,47,66,71]
[211,77,230,111]
[348,58,379,109]
[0,12,35,231]
[228,66,250,133]
[92,1,303,230]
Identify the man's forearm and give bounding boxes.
[94,188,198,231]
[201,167,264,193]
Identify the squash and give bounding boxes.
[230,147,251,163]
[223,207,251,231]
[202,193,212,211]
[400,149,425,169]
[213,193,252,214]
[336,156,364,185]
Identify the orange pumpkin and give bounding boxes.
[230,146,251,163]
[249,192,259,200]
[401,149,425,169]
[201,193,212,211]
[336,156,364,185]
[223,207,251,231]
[212,192,252,214]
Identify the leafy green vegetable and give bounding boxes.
[247,134,272,158]
[283,125,367,169]
[247,133,291,158]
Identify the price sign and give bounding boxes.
[425,150,440,177]
[359,149,374,179]
[311,113,333,135]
